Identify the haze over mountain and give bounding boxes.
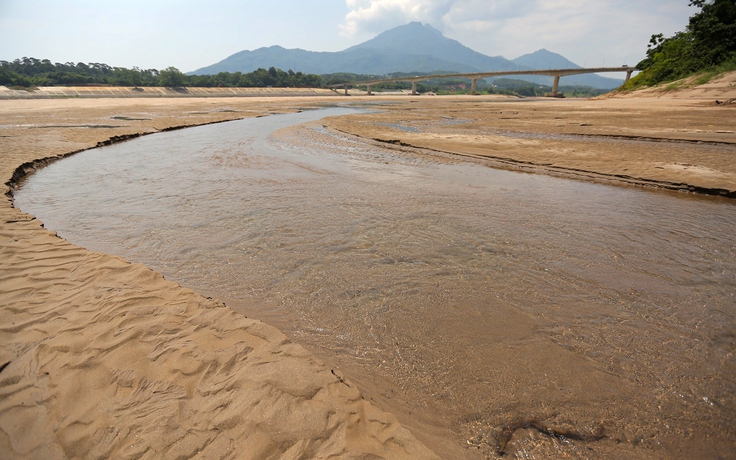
[193,23,623,89]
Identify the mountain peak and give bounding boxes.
[513,49,581,69]
[342,22,512,72]
[346,22,448,53]
[404,21,441,34]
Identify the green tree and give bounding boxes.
[688,0,736,67]
[1,58,324,89]
[158,66,186,87]
[110,67,142,86]
[630,0,736,87]
[516,86,536,97]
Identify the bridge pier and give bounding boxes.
[366,85,372,96]
[624,69,634,84]
[411,81,418,95]
[471,78,477,95]
[551,76,560,97]
[344,84,349,96]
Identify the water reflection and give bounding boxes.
[15,108,736,459]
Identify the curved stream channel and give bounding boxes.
[15,107,736,459]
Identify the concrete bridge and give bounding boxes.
[328,66,636,97]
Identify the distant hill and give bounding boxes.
[512,48,581,70]
[511,49,623,89]
[192,23,516,76]
[193,43,478,75]
[192,23,623,89]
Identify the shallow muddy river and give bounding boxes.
[15,108,736,459]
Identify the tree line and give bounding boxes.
[0,58,322,88]
[1,58,615,98]
[628,0,736,88]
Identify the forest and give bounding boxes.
[0,59,322,89]
[627,0,736,88]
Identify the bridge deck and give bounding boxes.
[328,67,637,96]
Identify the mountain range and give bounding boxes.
[192,22,623,89]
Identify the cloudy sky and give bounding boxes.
[0,0,692,72]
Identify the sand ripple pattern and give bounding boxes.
[0,213,438,460]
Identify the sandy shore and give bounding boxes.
[1,76,734,459]
[0,97,439,459]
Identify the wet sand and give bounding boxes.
[2,77,735,459]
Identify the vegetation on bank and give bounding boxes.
[0,58,322,88]
[625,0,736,89]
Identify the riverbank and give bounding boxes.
[0,97,440,459]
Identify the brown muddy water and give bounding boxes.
[15,108,736,459]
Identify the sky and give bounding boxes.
[0,0,693,73]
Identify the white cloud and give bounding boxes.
[340,0,454,36]
[341,0,693,65]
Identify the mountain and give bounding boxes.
[512,48,581,69]
[192,43,481,75]
[192,23,518,76]
[511,49,623,89]
[192,23,622,89]
[344,22,516,72]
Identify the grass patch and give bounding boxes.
[665,80,687,91]
[693,59,736,85]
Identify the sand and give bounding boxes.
[1,75,734,459]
